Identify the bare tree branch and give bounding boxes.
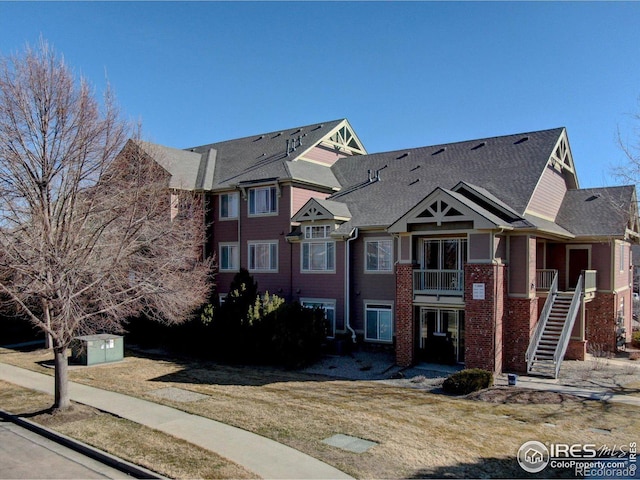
[0,40,212,410]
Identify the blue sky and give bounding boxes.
[1,2,639,188]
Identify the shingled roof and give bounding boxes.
[329,128,565,228]
[555,186,638,237]
[188,119,350,190]
[138,119,357,191]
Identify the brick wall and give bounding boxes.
[585,293,617,353]
[395,262,415,367]
[504,298,537,373]
[464,263,506,374]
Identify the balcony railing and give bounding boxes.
[414,269,464,296]
[536,269,557,291]
[584,270,596,294]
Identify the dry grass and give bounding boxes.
[0,380,254,479]
[2,347,640,478]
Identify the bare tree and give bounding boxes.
[614,99,640,185]
[0,41,211,410]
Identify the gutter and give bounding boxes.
[344,228,359,343]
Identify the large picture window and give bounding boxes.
[248,186,277,215]
[248,242,278,272]
[302,242,335,272]
[365,239,393,272]
[220,193,239,219]
[365,303,393,343]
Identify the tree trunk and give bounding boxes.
[53,345,71,410]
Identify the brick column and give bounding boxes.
[586,293,617,353]
[464,263,506,374]
[504,297,537,372]
[395,262,415,367]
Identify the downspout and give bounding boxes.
[345,228,359,343]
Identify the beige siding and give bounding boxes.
[527,165,567,219]
[469,233,491,262]
[509,236,529,295]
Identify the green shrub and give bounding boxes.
[632,331,640,349]
[442,368,493,395]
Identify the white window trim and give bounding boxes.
[248,241,279,273]
[219,242,239,272]
[364,301,394,343]
[364,238,394,274]
[304,224,331,239]
[301,240,336,273]
[248,186,278,217]
[219,192,239,220]
[301,298,337,338]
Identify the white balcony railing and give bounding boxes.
[414,269,464,296]
[536,269,557,291]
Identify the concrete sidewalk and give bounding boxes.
[495,373,640,407]
[0,362,353,480]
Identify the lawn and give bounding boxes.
[1,346,639,479]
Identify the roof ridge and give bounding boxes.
[185,119,346,151]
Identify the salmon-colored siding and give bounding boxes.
[592,243,612,291]
[300,145,347,166]
[291,187,329,219]
[614,241,632,291]
[527,165,567,219]
[349,232,396,334]
[290,240,346,332]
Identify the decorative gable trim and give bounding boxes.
[292,198,351,223]
[388,187,511,233]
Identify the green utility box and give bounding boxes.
[71,334,124,366]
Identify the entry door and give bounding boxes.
[419,308,465,364]
[568,248,589,289]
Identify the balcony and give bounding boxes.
[414,269,464,297]
[536,269,596,298]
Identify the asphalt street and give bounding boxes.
[0,419,129,479]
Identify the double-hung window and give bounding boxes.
[219,243,239,271]
[365,303,393,343]
[248,242,278,272]
[220,193,239,219]
[302,225,335,272]
[248,186,277,215]
[365,239,393,272]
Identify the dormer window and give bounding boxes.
[304,225,331,239]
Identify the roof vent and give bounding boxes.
[314,124,324,130]
[432,147,446,156]
[471,142,486,150]
[254,135,264,142]
[410,165,421,172]
[586,194,601,202]
[409,179,420,186]
[293,129,302,135]
[514,136,530,145]
[397,152,410,159]
[273,132,282,138]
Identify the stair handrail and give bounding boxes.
[526,270,558,371]
[553,273,583,378]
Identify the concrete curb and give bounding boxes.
[0,408,166,479]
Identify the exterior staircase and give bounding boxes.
[527,292,573,377]
[526,272,583,378]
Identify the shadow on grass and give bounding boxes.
[408,456,575,479]
[130,346,340,387]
